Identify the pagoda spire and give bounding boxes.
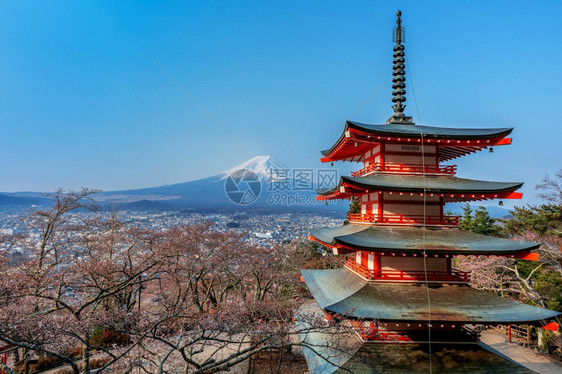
[387,10,413,125]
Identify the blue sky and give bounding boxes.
[0,1,560,207]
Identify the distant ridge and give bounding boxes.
[0,156,512,216]
[120,199,171,210]
[0,156,345,214]
[0,193,50,209]
[93,154,342,212]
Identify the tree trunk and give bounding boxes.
[275,349,283,374]
[12,349,19,366]
[538,328,545,351]
[23,349,29,374]
[82,331,90,374]
[500,275,504,297]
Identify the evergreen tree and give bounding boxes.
[348,197,361,214]
[502,204,562,239]
[457,171,562,352]
[343,197,361,225]
[472,207,497,235]
[459,204,499,236]
[458,203,473,231]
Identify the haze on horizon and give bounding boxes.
[0,0,560,208]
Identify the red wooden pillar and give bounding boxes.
[1,353,6,374]
[508,325,512,342]
[377,192,383,222]
[369,322,376,339]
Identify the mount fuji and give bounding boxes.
[0,155,511,217]
[220,155,285,181]
[94,155,342,212]
[0,155,343,213]
[90,155,290,210]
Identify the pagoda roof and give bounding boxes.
[301,268,561,323]
[309,224,539,255]
[317,174,523,201]
[321,121,513,162]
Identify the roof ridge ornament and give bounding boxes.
[387,10,414,125]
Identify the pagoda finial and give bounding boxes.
[387,10,413,125]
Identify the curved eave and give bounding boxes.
[321,121,513,162]
[309,225,540,255]
[346,121,513,140]
[301,268,561,324]
[317,175,523,201]
[343,175,523,195]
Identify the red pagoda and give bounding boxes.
[300,11,560,373]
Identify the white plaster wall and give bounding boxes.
[381,257,447,272]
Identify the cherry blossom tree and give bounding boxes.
[0,190,161,374]
[0,194,351,374]
[103,225,340,374]
[456,170,562,350]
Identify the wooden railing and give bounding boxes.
[345,259,372,279]
[348,213,377,223]
[348,213,460,226]
[349,320,413,342]
[352,163,457,177]
[495,324,532,346]
[461,325,483,341]
[344,259,470,283]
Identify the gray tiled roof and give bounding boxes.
[310,224,539,254]
[301,268,560,323]
[322,121,513,156]
[318,174,523,196]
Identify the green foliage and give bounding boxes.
[540,329,555,351]
[458,204,473,231]
[458,171,562,326]
[501,204,562,237]
[472,207,498,236]
[497,197,562,312]
[515,260,562,311]
[500,203,562,270]
[458,204,500,236]
[348,197,361,215]
[344,197,361,225]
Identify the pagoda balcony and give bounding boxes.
[348,320,479,343]
[344,259,470,284]
[348,213,460,226]
[351,163,457,177]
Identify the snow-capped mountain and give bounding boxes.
[0,156,287,210]
[221,155,288,181]
[87,154,333,211]
[0,154,339,212]
[2,155,336,212]
[0,155,510,216]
